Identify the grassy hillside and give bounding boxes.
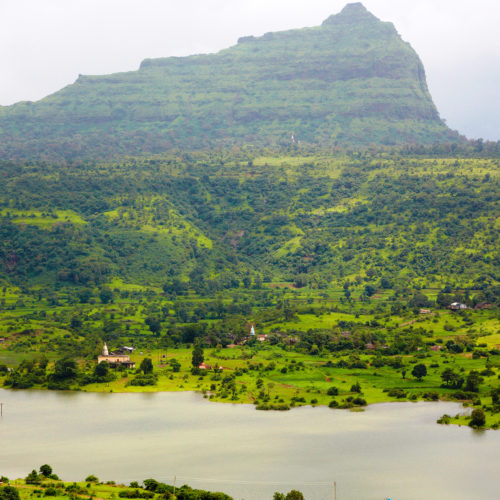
[0,150,497,290]
[0,3,457,160]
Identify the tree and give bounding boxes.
[242,276,252,288]
[408,293,431,308]
[441,368,463,388]
[78,288,93,304]
[38,355,49,370]
[94,361,109,378]
[491,386,500,405]
[310,344,320,355]
[412,363,427,381]
[380,276,391,289]
[53,358,78,381]
[191,341,204,369]
[25,470,40,485]
[39,465,52,477]
[99,287,113,304]
[327,386,339,396]
[465,371,483,392]
[469,408,486,428]
[285,491,305,500]
[140,358,153,374]
[145,317,161,336]
[169,359,181,372]
[143,479,159,492]
[274,491,304,500]
[284,304,296,321]
[70,316,82,329]
[436,292,452,308]
[162,279,187,296]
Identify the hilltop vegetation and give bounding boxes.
[0,3,457,160]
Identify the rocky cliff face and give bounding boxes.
[0,3,457,160]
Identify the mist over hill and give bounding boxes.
[0,3,458,160]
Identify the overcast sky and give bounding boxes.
[1,0,499,140]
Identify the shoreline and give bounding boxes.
[0,384,480,429]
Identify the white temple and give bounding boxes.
[98,342,135,368]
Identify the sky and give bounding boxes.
[1,0,499,140]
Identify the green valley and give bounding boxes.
[0,148,498,428]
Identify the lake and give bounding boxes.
[0,389,499,499]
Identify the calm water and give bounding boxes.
[0,389,499,500]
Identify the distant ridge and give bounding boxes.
[0,3,458,160]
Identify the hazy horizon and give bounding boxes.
[1,0,499,140]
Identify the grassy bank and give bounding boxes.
[2,343,499,429]
[0,472,232,500]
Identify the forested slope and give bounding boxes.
[0,3,457,160]
[0,149,498,294]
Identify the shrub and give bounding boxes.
[0,486,20,500]
[469,408,486,428]
[352,397,367,406]
[169,359,181,372]
[65,484,87,495]
[387,388,407,399]
[127,373,158,387]
[422,391,439,401]
[118,490,154,498]
[350,382,362,393]
[327,386,339,396]
[437,414,451,425]
[25,470,41,485]
[256,403,290,411]
[450,391,474,401]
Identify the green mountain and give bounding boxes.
[0,3,458,160]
